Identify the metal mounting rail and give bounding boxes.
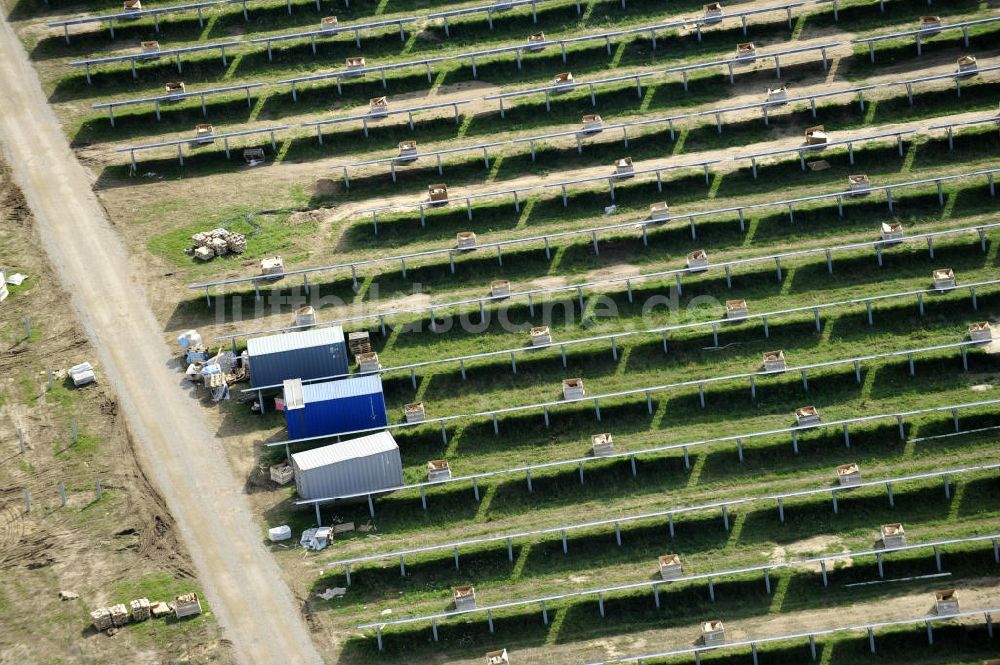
[272,1,811,95]
[578,606,1000,665]
[190,167,1000,295]
[232,222,1000,385]
[92,82,266,127]
[323,462,1000,574]
[316,69,998,184]
[292,398,1000,524]
[336,129,913,232]
[853,15,1000,61]
[271,348,998,474]
[69,39,243,84]
[116,124,291,172]
[355,538,1000,646]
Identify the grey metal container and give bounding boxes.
[247,327,347,388]
[291,431,403,500]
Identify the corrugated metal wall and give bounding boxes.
[293,446,403,500]
[248,330,348,388]
[286,387,387,440]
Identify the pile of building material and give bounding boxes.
[491,280,511,298]
[735,42,756,62]
[150,601,172,618]
[295,306,317,327]
[270,462,294,485]
[300,527,333,551]
[687,249,708,272]
[702,620,726,645]
[703,2,723,22]
[453,586,477,610]
[932,268,956,290]
[935,589,960,615]
[881,522,906,547]
[957,55,978,77]
[348,331,372,357]
[268,525,293,542]
[658,554,683,580]
[427,459,451,481]
[89,597,154,632]
[90,607,113,631]
[563,378,585,400]
[173,593,203,619]
[766,86,788,105]
[405,401,426,423]
[880,221,904,243]
[591,432,614,456]
[725,299,749,319]
[552,72,574,90]
[527,32,545,50]
[795,405,820,426]
[805,125,828,146]
[836,462,861,486]
[189,228,247,262]
[649,201,670,222]
[185,348,250,400]
[969,321,994,343]
[333,521,355,535]
[130,598,151,622]
[68,362,96,387]
[762,350,786,371]
[530,326,551,346]
[357,351,381,372]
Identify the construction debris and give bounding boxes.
[189,228,247,261]
[270,462,294,485]
[59,590,79,601]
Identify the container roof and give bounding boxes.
[292,431,398,471]
[299,375,383,403]
[246,326,344,357]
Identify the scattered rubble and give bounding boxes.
[187,228,247,262]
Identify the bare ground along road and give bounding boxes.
[0,16,324,665]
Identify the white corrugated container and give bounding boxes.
[291,431,403,500]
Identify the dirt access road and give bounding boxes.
[0,17,324,665]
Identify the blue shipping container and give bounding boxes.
[285,375,388,440]
[247,327,348,388]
